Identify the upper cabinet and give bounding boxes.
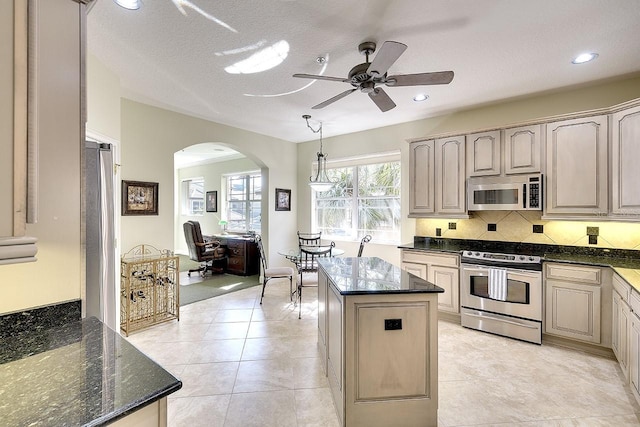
[545,115,608,217]
[504,124,542,175]
[611,104,640,217]
[409,136,467,218]
[466,130,500,177]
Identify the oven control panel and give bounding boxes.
[462,251,542,265]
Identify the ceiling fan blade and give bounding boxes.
[386,71,454,86]
[293,73,349,83]
[366,41,407,77]
[312,88,357,109]
[368,87,396,112]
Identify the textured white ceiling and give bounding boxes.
[87,0,640,143]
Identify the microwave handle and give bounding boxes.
[523,184,527,209]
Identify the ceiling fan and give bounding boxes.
[293,41,454,112]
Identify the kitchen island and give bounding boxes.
[317,257,444,427]
[0,316,181,426]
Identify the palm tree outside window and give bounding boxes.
[313,159,400,244]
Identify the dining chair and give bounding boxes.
[297,231,322,246]
[357,234,372,257]
[295,242,334,319]
[183,221,226,276]
[255,235,295,304]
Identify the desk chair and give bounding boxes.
[297,231,322,246]
[255,235,295,304]
[295,242,334,319]
[183,221,226,276]
[358,235,372,257]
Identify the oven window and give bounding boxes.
[473,189,518,205]
[469,276,530,304]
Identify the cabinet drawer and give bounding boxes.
[630,291,640,315]
[545,263,601,285]
[613,274,631,302]
[402,250,459,267]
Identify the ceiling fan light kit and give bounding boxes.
[293,40,454,112]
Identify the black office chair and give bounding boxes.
[183,221,226,276]
[295,242,334,319]
[255,235,295,304]
[358,235,372,257]
[297,231,322,247]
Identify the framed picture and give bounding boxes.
[206,191,218,212]
[122,180,158,216]
[275,188,291,211]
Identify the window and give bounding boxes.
[181,178,204,215]
[226,172,261,232]
[313,157,400,243]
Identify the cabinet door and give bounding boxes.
[545,115,608,216]
[428,265,459,313]
[611,104,640,216]
[630,312,640,404]
[409,140,435,215]
[317,268,328,373]
[401,262,427,280]
[612,290,631,380]
[435,136,466,214]
[327,284,344,422]
[504,124,541,175]
[545,280,601,343]
[466,130,500,177]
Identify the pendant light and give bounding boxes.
[303,115,334,192]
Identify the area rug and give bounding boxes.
[177,254,201,273]
[179,274,261,306]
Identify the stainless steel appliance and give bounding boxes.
[467,173,543,211]
[460,250,543,344]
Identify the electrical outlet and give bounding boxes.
[533,224,544,234]
[488,223,497,232]
[587,226,599,236]
[384,318,402,330]
[436,228,442,237]
[448,222,457,230]
[589,235,598,245]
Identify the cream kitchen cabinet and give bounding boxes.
[544,115,608,217]
[504,124,542,175]
[629,291,640,406]
[611,102,640,218]
[612,274,631,381]
[544,263,602,344]
[401,250,459,313]
[409,136,466,217]
[466,130,500,177]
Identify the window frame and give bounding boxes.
[312,152,401,244]
[224,171,262,233]
[181,177,205,216]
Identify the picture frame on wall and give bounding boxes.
[206,191,218,212]
[275,188,291,211]
[122,180,158,216]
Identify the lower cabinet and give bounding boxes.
[629,292,640,405]
[401,250,459,314]
[544,263,602,344]
[612,275,631,380]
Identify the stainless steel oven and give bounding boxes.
[460,251,543,344]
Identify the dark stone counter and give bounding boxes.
[399,237,640,291]
[0,316,181,426]
[318,256,444,295]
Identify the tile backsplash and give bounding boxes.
[415,212,640,250]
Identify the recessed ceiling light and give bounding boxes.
[572,52,598,64]
[413,93,429,102]
[114,0,141,10]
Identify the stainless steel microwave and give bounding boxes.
[467,174,543,211]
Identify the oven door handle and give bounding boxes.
[463,311,540,329]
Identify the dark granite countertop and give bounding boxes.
[0,316,182,426]
[399,237,640,292]
[318,256,444,295]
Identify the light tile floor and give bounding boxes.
[125,277,640,426]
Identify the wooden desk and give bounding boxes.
[208,235,259,276]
